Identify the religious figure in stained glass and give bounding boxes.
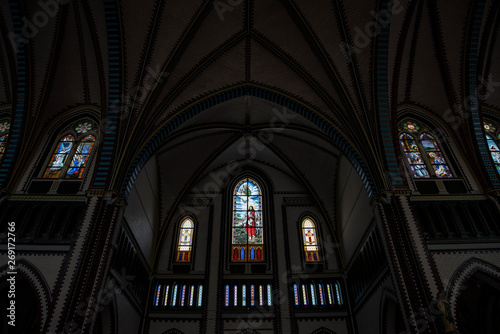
[43,124,96,179]
[302,218,320,262]
[486,133,500,174]
[399,133,430,178]
[232,178,264,262]
[399,121,454,179]
[66,135,95,178]
[0,134,8,162]
[419,133,453,178]
[44,135,75,178]
[176,218,194,262]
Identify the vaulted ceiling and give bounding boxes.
[1,0,500,193]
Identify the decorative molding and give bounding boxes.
[121,85,376,200]
[0,259,52,333]
[446,257,500,323]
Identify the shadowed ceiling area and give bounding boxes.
[1,0,500,192]
[154,96,340,230]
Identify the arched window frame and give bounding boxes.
[175,217,195,263]
[42,121,97,179]
[230,177,265,263]
[0,120,11,163]
[483,121,500,175]
[301,216,321,262]
[398,120,454,179]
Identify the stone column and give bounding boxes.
[43,191,124,333]
[374,191,442,334]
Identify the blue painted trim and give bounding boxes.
[374,1,404,187]
[120,86,376,198]
[0,1,28,187]
[466,1,500,186]
[91,0,122,188]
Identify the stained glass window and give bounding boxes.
[44,135,75,178]
[420,133,453,178]
[198,285,203,307]
[302,284,308,305]
[151,281,203,310]
[189,285,194,306]
[399,121,455,179]
[154,285,161,306]
[251,285,255,306]
[326,284,333,305]
[318,284,325,305]
[43,126,96,179]
[176,218,194,262]
[310,284,317,305]
[232,178,263,262]
[486,134,500,175]
[65,135,95,178]
[164,285,170,306]
[484,122,496,134]
[0,120,9,162]
[75,122,92,134]
[172,285,178,306]
[181,285,186,306]
[399,133,430,178]
[267,284,272,306]
[294,284,299,306]
[336,282,343,305]
[0,134,8,162]
[302,218,320,261]
[0,121,10,133]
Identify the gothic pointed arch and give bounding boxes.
[445,257,500,325]
[120,87,377,200]
[175,216,195,263]
[447,259,500,334]
[301,216,321,262]
[379,289,406,334]
[0,259,51,333]
[161,329,184,334]
[231,177,264,262]
[42,121,96,179]
[398,120,453,179]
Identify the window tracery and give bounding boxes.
[484,121,500,174]
[399,120,453,178]
[43,122,96,179]
[232,178,264,262]
[176,217,194,263]
[302,217,320,262]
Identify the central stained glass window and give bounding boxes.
[232,178,264,262]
